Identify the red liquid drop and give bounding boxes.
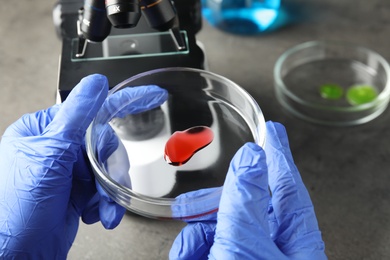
[164,126,214,166]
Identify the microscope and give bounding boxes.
[53,0,205,101]
[52,0,225,199]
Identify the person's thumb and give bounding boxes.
[209,142,281,259]
[43,74,108,145]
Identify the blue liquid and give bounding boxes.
[202,0,281,35]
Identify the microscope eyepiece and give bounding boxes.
[140,0,176,31]
[80,0,112,42]
[78,0,180,47]
[105,0,141,28]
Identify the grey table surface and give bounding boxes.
[1,0,390,259]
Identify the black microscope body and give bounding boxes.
[54,0,205,101]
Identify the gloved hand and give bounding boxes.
[0,74,168,259]
[169,121,327,260]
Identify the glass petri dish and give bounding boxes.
[274,41,390,126]
[86,67,266,219]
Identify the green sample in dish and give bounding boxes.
[346,85,378,105]
[319,83,344,100]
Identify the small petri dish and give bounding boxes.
[274,41,390,126]
[86,67,266,219]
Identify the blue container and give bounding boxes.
[202,0,282,35]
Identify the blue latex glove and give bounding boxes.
[0,74,168,259]
[169,121,327,260]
